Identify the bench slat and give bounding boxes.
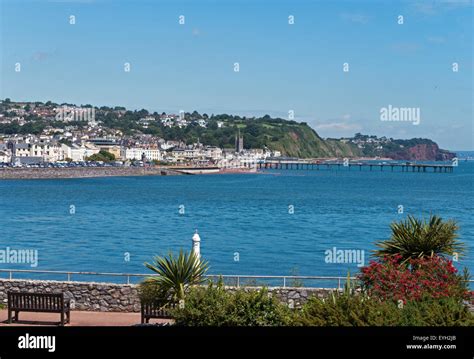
[142,302,175,320]
[8,292,66,311]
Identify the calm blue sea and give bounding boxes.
[0,161,472,285]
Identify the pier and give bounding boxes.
[257,160,454,173]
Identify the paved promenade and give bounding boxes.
[0,309,172,326]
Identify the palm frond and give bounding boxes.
[141,250,209,302]
[373,215,464,264]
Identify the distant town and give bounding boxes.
[0,98,455,169]
[0,99,282,168]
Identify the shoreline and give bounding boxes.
[0,166,177,180]
[0,166,260,180]
[0,157,455,180]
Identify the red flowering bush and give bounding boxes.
[359,254,469,303]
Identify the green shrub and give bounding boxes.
[172,283,293,326]
[172,283,229,325]
[230,288,293,326]
[85,150,115,162]
[295,292,401,326]
[399,297,474,326]
[295,292,474,326]
[138,279,168,305]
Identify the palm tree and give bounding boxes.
[374,215,464,263]
[141,250,209,303]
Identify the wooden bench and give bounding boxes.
[7,292,71,326]
[141,301,175,324]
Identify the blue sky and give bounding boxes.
[0,0,472,149]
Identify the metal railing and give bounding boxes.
[1,269,473,289]
[205,274,358,289]
[0,269,359,289]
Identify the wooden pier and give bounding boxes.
[257,160,454,173]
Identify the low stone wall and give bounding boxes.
[0,279,141,312]
[226,286,337,309]
[0,279,336,312]
[0,166,181,180]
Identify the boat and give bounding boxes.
[172,166,220,175]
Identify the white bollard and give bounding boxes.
[192,230,201,260]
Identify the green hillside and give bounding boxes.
[201,117,361,158]
[140,115,340,158]
[322,139,362,158]
[0,100,454,160]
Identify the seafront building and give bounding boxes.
[0,134,280,167]
[7,140,66,164]
[62,143,100,162]
[121,147,162,161]
[0,100,282,166]
[0,100,286,167]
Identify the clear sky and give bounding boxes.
[0,0,472,149]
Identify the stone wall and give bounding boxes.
[0,279,140,312]
[0,279,336,312]
[0,166,182,180]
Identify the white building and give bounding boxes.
[62,143,100,161]
[161,118,174,127]
[175,119,188,128]
[121,147,162,161]
[29,142,65,162]
[7,141,66,162]
[13,143,30,157]
[160,141,178,150]
[196,119,207,128]
[0,150,10,163]
[184,148,200,159]
[138,116,156,129]
[204,146,223,160]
